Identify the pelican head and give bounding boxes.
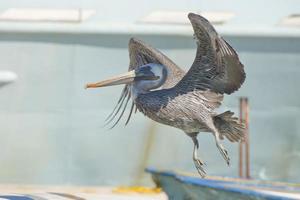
[86,63,167,97]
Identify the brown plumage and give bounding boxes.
[86,13,246,177]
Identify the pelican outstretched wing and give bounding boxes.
[106,38,185,128]
[176,13,245,94]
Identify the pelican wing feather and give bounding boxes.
[175,13,245,95]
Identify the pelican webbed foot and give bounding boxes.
[208,123,231,166]
[216,142,230,166]
[191,135,206,177]
[212,129,230,166]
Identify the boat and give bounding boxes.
[146,168,300,200]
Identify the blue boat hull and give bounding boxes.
[146,168,300,200]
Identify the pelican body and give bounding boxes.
[86,13,246,177]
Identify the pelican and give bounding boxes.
[86,13,246,177]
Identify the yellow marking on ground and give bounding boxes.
[113,186,162,194]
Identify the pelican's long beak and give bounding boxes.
[85,70,136,89]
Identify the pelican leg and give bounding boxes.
[212,127,230,166]
[216,134,230,166]
[187,133,206,177]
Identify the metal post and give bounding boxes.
[239,98,244,178]
[244,98,250,179]
[239,97,250,179]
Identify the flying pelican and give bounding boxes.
[86,13,246,177]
